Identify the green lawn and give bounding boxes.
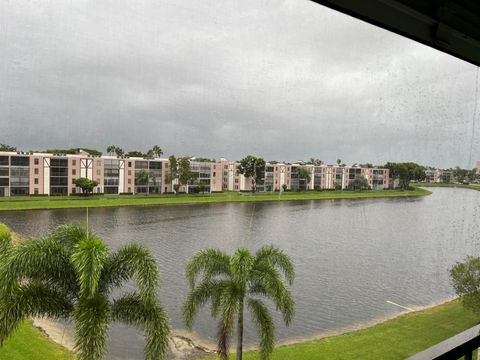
[412,182,480,191]
[0,188,431,211]
[0,321,74,360]
[200,300,478,360]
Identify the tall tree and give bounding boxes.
[384,162,426,189]
[114,147,124,157]
[0,144,16,152]
[0,224,169,360]
[106,145,116,155]
[151,146,163,158]
[178,157,195,191]
[166,156,179,193]
[237,155,266,193]
[294,167,311,191]
[183,245,294,360]
[127,151,145,158]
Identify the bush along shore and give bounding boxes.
[0,188,431,211]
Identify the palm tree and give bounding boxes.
[183,245,295,360]
[0,224,170,360]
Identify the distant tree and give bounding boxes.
[74,178,98,196]
[451,257,480,313]
[307,158,322,166]
[145,150,155,159]
[360,163,374,168]
[127,151,144,158]
[136,170,150,186]
[183,245,294,360]
[178,157,195,189]
[0,144,16,152]
[46,148,102,156]
[166,156,179,193]
[453,167,470,183]
[151,146,163,158]
[237,155,266,193]
[114,147,124,157]
[384,162,425,189]
[336,159,342,165]
[106,145,116,155]
[295,168,311,191]
[351,176,370,191]
[197,183,207,194]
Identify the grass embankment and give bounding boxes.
[0,188,431,211]
[201,300,477,360]
[412,182,480,191]
[0,321,74,359]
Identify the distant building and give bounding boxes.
[476,161,480,174]
[424,169,453,183]
[0,150,390,197]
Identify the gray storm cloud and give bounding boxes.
[0,0,478,168]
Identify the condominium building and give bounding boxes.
[0,150,390,196]
[424,169,453,183]
[0,150,171,197]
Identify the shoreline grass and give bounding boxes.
[0,320,75,359]
[200,300,478,360]
[0,188,431,211]
[411,182,480,191]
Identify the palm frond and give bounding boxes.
[71,236,108,299]
[247,298,274,360]
[249,264,294,326]
[0,224,12,258]
[185,248,231,287]
[0,283,73,345]
[183,279,225,329]
[112,293,170,360]
[100,244,159,301]
[0,237,76,295]
[49,223,92,250]
[73,293,111,360]
[230,248,255,290]
[255,245,295,285]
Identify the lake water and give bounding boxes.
[1,187,480,359]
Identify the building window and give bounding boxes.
[72,169,76,175]
[72,188,76,194]
[128,187,131,192]
[34,178,38,185]
[34,158,39,165]
[128,170,131,176]
[97,160,101,166]
[72,178,76,184]
[213,172,216,177]
[128,179,131,184]
[34,168,39,175]
[72,159,76,166]
[97,169,100,175]
[34,188,39,195]
[128,162,132,167]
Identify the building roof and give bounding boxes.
[311,0,480,66]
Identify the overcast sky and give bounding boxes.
[0,0,479,168]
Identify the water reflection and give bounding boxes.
[1,188,480,359]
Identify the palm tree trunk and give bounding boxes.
[236,299,244,360]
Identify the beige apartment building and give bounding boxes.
[0,150,390,196]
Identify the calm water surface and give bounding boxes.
[1,188,480,359]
